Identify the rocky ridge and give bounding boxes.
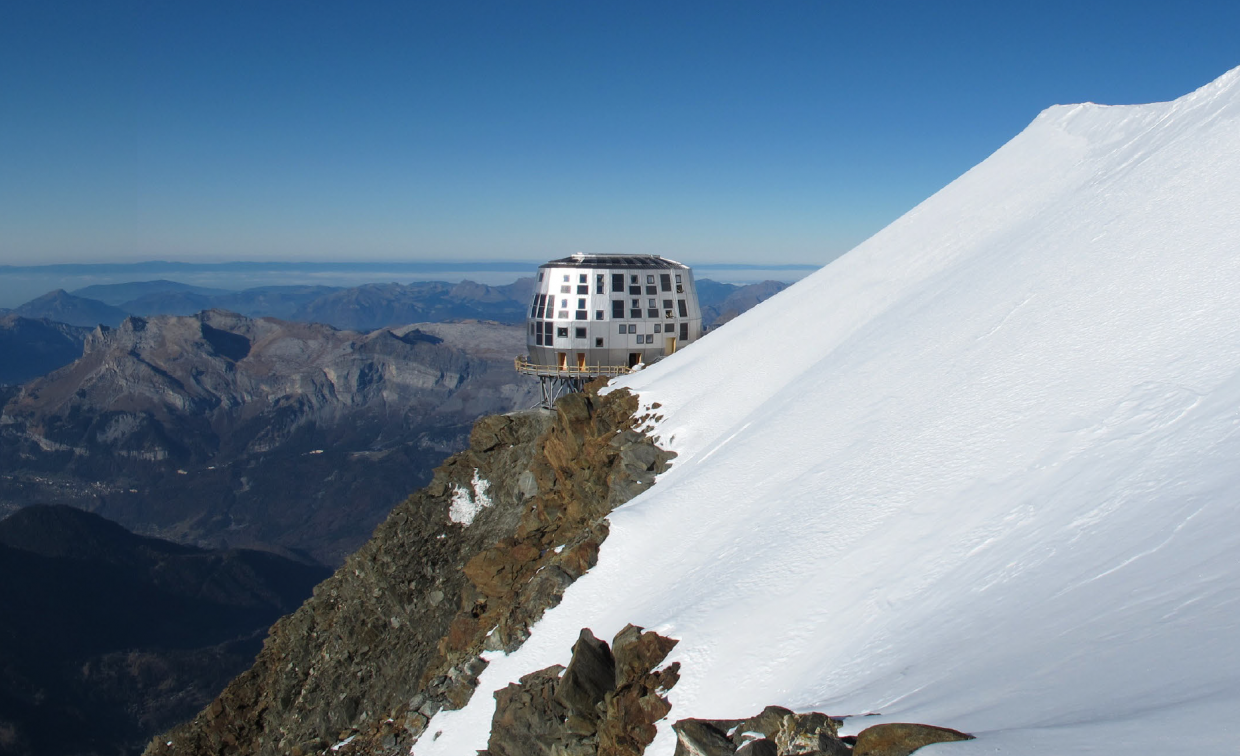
[146,381,676,756]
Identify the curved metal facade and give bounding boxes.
[525,253,702,371]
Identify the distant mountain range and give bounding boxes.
[0,278,787,388]
[0,310,538,565]
[12,289,131,329]
[0,504,329,756]
[7,276,785,331]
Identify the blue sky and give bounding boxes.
[2,1,1237,267]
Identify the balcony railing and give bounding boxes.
[514,356,633,379]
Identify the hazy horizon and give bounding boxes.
[0,259,819,309]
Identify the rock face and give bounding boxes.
[0,311,537,564]
[145,382,675,756]
[483,625,680,756]
[0,505,329,756]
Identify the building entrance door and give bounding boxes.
[557,352,567,369]
[576,353,587,370]
[665,337,677,354]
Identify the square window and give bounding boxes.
[577,298,586,309]
[595,337,604,347]
[654,324,661,333]
[629,285,641,295]
[595,310,604,320]
[646,285,657,295]
[648,299,656,307]
[631,298,639,307]
[630,309,642,319]
[575,327,587,338]
[647,308,658,318]
[577,285,589,295]
[675,274,682,283]
[628,324,637,334]
[563,274,569,282]
[646,275,654,284]
[618,323,627,334]
[558,310,569,319]
[579,274,587,283]
[561,285,571,294]
[556,327,568,338]
[575,310,588,320]
[663,299,672,309]
[630,274,638,284]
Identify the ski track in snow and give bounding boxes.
[419,67,1240,755]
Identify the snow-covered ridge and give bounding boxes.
[422,65,1240,754]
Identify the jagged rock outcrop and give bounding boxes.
[0,310,537,563]
[145,381,675,756]
[482,624,680,756]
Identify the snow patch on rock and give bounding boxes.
[449,468,493,526]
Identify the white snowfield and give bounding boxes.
[420,67,1240,754]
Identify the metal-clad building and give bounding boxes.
[516,253,702,403]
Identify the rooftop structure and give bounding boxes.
[516,253,703,406]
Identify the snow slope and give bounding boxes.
[421,67,1240,754]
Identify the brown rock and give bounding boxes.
[555,628,616,721]
[852,722,973,756]
[612,623,679,687]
